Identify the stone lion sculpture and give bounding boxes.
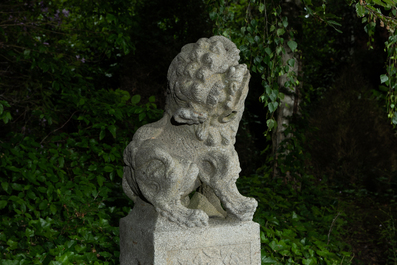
[122,36,258,228]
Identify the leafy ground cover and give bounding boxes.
[238,170,354,264]
[339,189,397,265]
[0,91,162,265]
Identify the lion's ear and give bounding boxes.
[173,108,207,125]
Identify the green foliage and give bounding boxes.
[209,0,298,132]
[234,112,353,264]
[352,0,397,126]
[0,1,164,263]
[337,189,397,264]
[208,0,343,133]
[238,172,353,265]
[0,100,12,124]
[379,210,397,264]
[0,90,163,264]
[0,0,137,137]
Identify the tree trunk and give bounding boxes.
[272,0,302,183]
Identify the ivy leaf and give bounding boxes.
[392,112,397,124]
[117,168,123,178]
[259,3,265,13]
[7,239,18,250]
[261,256,278,263]
[104,165,113,172]
[355,3,365,17]
[100,251,112,258]
[269,240,284,251]
[149,96,156,102]
[209,11,217,20]
[88,164,97,171]
[131,94,141,105]
[3,112,12,124]
[372,0,387,6]
[288,58,295,67]
[97,175,106,187]
[1,182,9,193]
[50,204,57,215]
[291,242,302,256]
[58,157,64,168]
[302,258,316,265]
[108,125,116,138]
[12,183,23,191]
[268,102,279,113]
[266,119,276,130]
[99,129,105,140]
[25,228,35,238]
[39,200,48,210]
[106,13,116,23]
[383,0,395,5]
[24,49,31,57]
[380,74,388,83]
[316,249,332,257]
[277,28,285,36]
[260,231,269,243]
[292,211,299,220]
[287,40,298,52]
[269,90,278,101]
[282,17,288,28]
[0,200,7,209]
[139,112,146,121]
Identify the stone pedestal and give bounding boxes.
[120,199,261,265]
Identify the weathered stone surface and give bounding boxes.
[187,192,227,219]
[120,36,260,264]
[120,198,260,265]
[122,36,257,227]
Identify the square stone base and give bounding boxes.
[120,199,260,265]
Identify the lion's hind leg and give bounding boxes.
[199,149,258,222]
[135,147,209,227]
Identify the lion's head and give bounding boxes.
[166,36,250,124]
[166,36,250,146]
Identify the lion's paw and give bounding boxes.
[224,196,258,221]
[157,206,209,228]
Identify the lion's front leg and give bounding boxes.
[134,147,208,227]
[199,149,258,221]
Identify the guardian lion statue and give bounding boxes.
[122,36,258,228]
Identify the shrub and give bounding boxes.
[0,90,162,264]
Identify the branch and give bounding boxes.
[40,111,77,144]
[363,5,397,26]
[327,212,341,245]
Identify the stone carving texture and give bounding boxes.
[123,36,258,228]
[169,243,251,265]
